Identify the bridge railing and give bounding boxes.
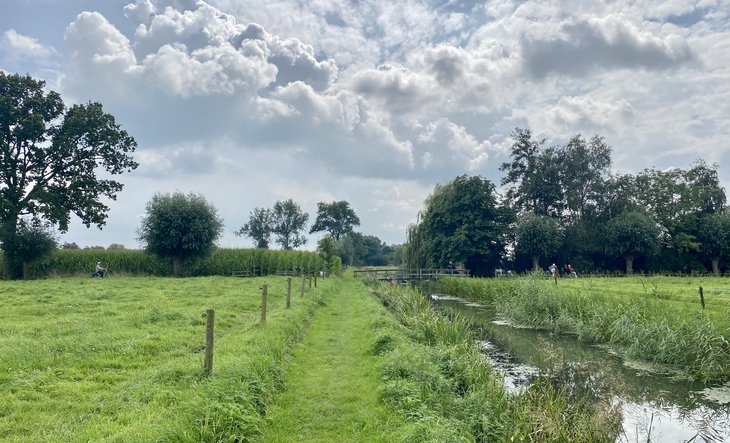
[353,268,470,280]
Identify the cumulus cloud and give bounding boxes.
[1,29,54,61]
[521,16,697,78]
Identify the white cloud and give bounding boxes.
[1,29,54,60]
[4,0,728,248]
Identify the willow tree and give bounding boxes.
[515,214,561,271]
[138,192,223,277]
[697,212,730,275]
[604,211,660,274]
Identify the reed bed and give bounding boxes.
[371,283,622,442]
[439,275,730,381]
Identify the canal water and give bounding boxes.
[430,294,730,443]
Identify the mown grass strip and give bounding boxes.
[260,275,407,442]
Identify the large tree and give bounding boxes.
[561,134,612,220]
[515,214,562,271]
[604,211,661,274]
[0,73,138,278]
[633,161,726,251]
[236,207,273,248]
[415,175,513,276]
[137,192,223,277]
[309,200,360,241]
[696,212,730,275]
[272,199,309,250]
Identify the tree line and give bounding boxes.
[406,128,729,276]
[0,73,400,279]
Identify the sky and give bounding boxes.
[1,0,729,250]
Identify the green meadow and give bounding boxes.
[0,275,325,442]
[0,273,626,442]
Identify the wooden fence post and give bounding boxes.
[204,309,215,376]
[261,284,268,324]
[699,286,705,309]
[309,274,312,288]
[286,277,292,309]
[301,273,305,297]
[314,274,317,287]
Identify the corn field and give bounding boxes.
[0,248,325,278]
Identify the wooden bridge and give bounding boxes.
[353,268,470,282]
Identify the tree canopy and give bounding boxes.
[310,200,360,241]
[0,72,138,278]
[413,175,513,276]
[515,214,561,271]
[696,212,730,275]
[604,211,661,274]
[237,207,273,248]
[272,199,309,250]
[137,192,223,277]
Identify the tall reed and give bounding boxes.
[439,275,730,381]
[370,282,622,442]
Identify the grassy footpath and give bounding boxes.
[260,275,406,442]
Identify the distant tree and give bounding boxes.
[0,73,138,279]
[515,214,561,271]
[561,134,612,220]
[337,231,365,266]
[316,235,338,273]
[236,207,274,248]
[108,243,125,250]
[84,245,105,250]
[310,201,360,241]
[137,192,223,277]
[633,161,726,251]
[604,211,661,274]
[272,199,309,250]
[6,219,57,279]
[696,212,730,275]
[415,175,513,276]
[500,128,549,215]
[61,242,80,250]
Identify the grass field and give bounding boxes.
[1,273,625,442]
[0,275,325,442]
[440,275,730,381]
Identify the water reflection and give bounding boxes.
[430,294,730,442]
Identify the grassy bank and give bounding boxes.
[440,275,730,381]
[369,283,622,442]
[0,275,327,441]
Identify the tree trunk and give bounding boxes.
[531,256,540,271]
[625,256,634,275]
[711,257,720,276]
[172,255,182,278]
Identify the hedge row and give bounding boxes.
[0,248,325,278]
